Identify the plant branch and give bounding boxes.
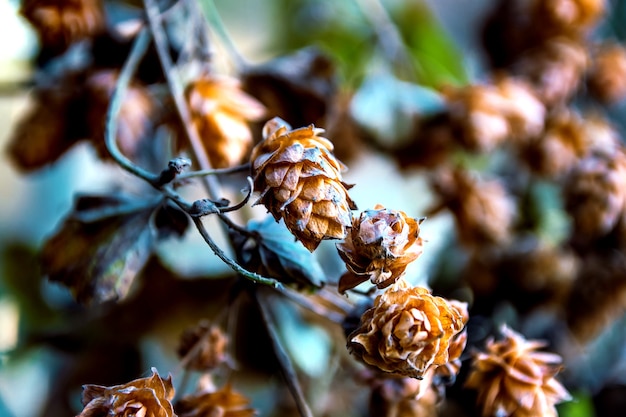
[104,27,160,184]
[177,163,251,181]
[254,288,314,417]
[191,216,283,288]
[199,0,248,72]
[143,0,222,200]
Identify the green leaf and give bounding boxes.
[40,194,157,305]
[237,216,325,290]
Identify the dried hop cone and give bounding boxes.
[186,75,266,168]
[251,117,357,252]
[564,150,626,241]
[176,382,257,417]
[77,368,175,417]
[20,0,105,51]
[587,43,626,104]
[430,169,515,248]
[348,279,468,379]
[178,321,228,371]
[336,204,424,294]
[465,326,571,417]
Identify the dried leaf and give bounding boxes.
[236,216,325,289]
[40,194,157,305]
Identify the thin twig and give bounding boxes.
[199,0,248,72]
[254,288,314,417]
[143,0,222,200]
[273,286,346,325]
[192,216,282,288]
[104,27,160,184]
[177,163,251,181]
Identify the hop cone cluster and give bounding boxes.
[186,75,266,168]
[250,117,357,251]
[336,204,424,293]
[465,326,571,417]
[348,279,467,379]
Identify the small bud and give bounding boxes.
[337,205,424,293]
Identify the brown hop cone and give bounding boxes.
[444,77,545,152]
[495,76,546,144]
[348,278,468,379]
[336,204,424,294]
[368,374,439,417]
[178,321,229,371]
[20,0,105,52]
[176,382,257,417]
[520,109,587,178]
[186,75,266,169]
[77,368,175,417]
[444,83,511,152]
[84,70,157,162]
[530,0,606,36]
[250,117,357,252]
[514,38,588,106]
[465,326,571,417]
[564,150,626,241]
[587,43,626,104]
[429,169,515,248]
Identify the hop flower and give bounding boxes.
[77,368,175,417]
[520,109,587,178]
[515,38,588,106]
[20,0,105,51]
[176,382,257,417]
[465,326,571,417]
[368,375,439,417]
[186,75,266,168]
[444,83,511,152]
[444,76,545,152]
[178,321,229,371]
[587,43,626,104]
[530,0,606,36]
[348,279,467,379]
[250,117,357,251]
[336,204,424,294]
[564,150,626,241]
[429,169,515,248]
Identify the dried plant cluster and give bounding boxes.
[6,0,626,416]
